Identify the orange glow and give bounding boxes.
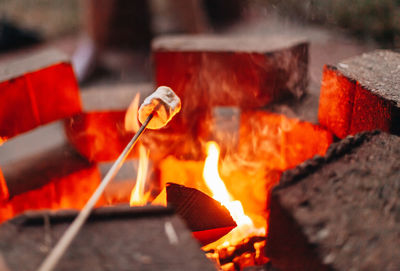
[125,93,141,132]
[152,187,167,206]
[0,165,103,224]
[129,144,151,206]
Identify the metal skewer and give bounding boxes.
[37,113,154,271]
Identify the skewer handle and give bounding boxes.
[37,114,154,271]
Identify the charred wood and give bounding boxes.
[166,182,236,245]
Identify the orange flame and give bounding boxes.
[129,144,150,206]
[203,141,252,227]
[202,142,265,248]
[125,93,141,133]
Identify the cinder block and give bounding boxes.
[153,35,308,134]
[0,49,82,141]
[318,50,400,138]
[0,143,101,205]
[0,162,102,224]
[0,206,216,271]
[266,131,400,271]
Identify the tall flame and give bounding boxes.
[125,93,141,132]
[203,141,252,227]
[129,144,150,206]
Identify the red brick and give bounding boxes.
[0,49,82,141]
[318,50,400,138]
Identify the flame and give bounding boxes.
[129,144,150,206]
[203,141,252,227]
[125,93,141,132]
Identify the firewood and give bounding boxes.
[166,182,236,245]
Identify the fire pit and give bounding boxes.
[0,34,399,271]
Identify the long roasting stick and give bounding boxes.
[37,114,154,271]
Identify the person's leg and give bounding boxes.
[72,0,152,83]
[171,0,210,33]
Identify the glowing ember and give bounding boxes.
[124,93,141,132]
[129,145,150,206]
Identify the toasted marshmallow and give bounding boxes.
[138,86,181,129]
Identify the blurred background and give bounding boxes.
[0,0,399,88]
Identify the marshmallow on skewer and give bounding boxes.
[138,86,181,129]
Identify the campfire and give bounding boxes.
[0,37,332,270]
[122,85,331,269]
[1,32,398,271]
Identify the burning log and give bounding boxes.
[318,50,400,138]
[64,83,153,162]
[266,131,400,271]
[166,182,236,246]
[0,49,81,142]
[0,206,216,271]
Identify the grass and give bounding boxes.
[259,0,400,46]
